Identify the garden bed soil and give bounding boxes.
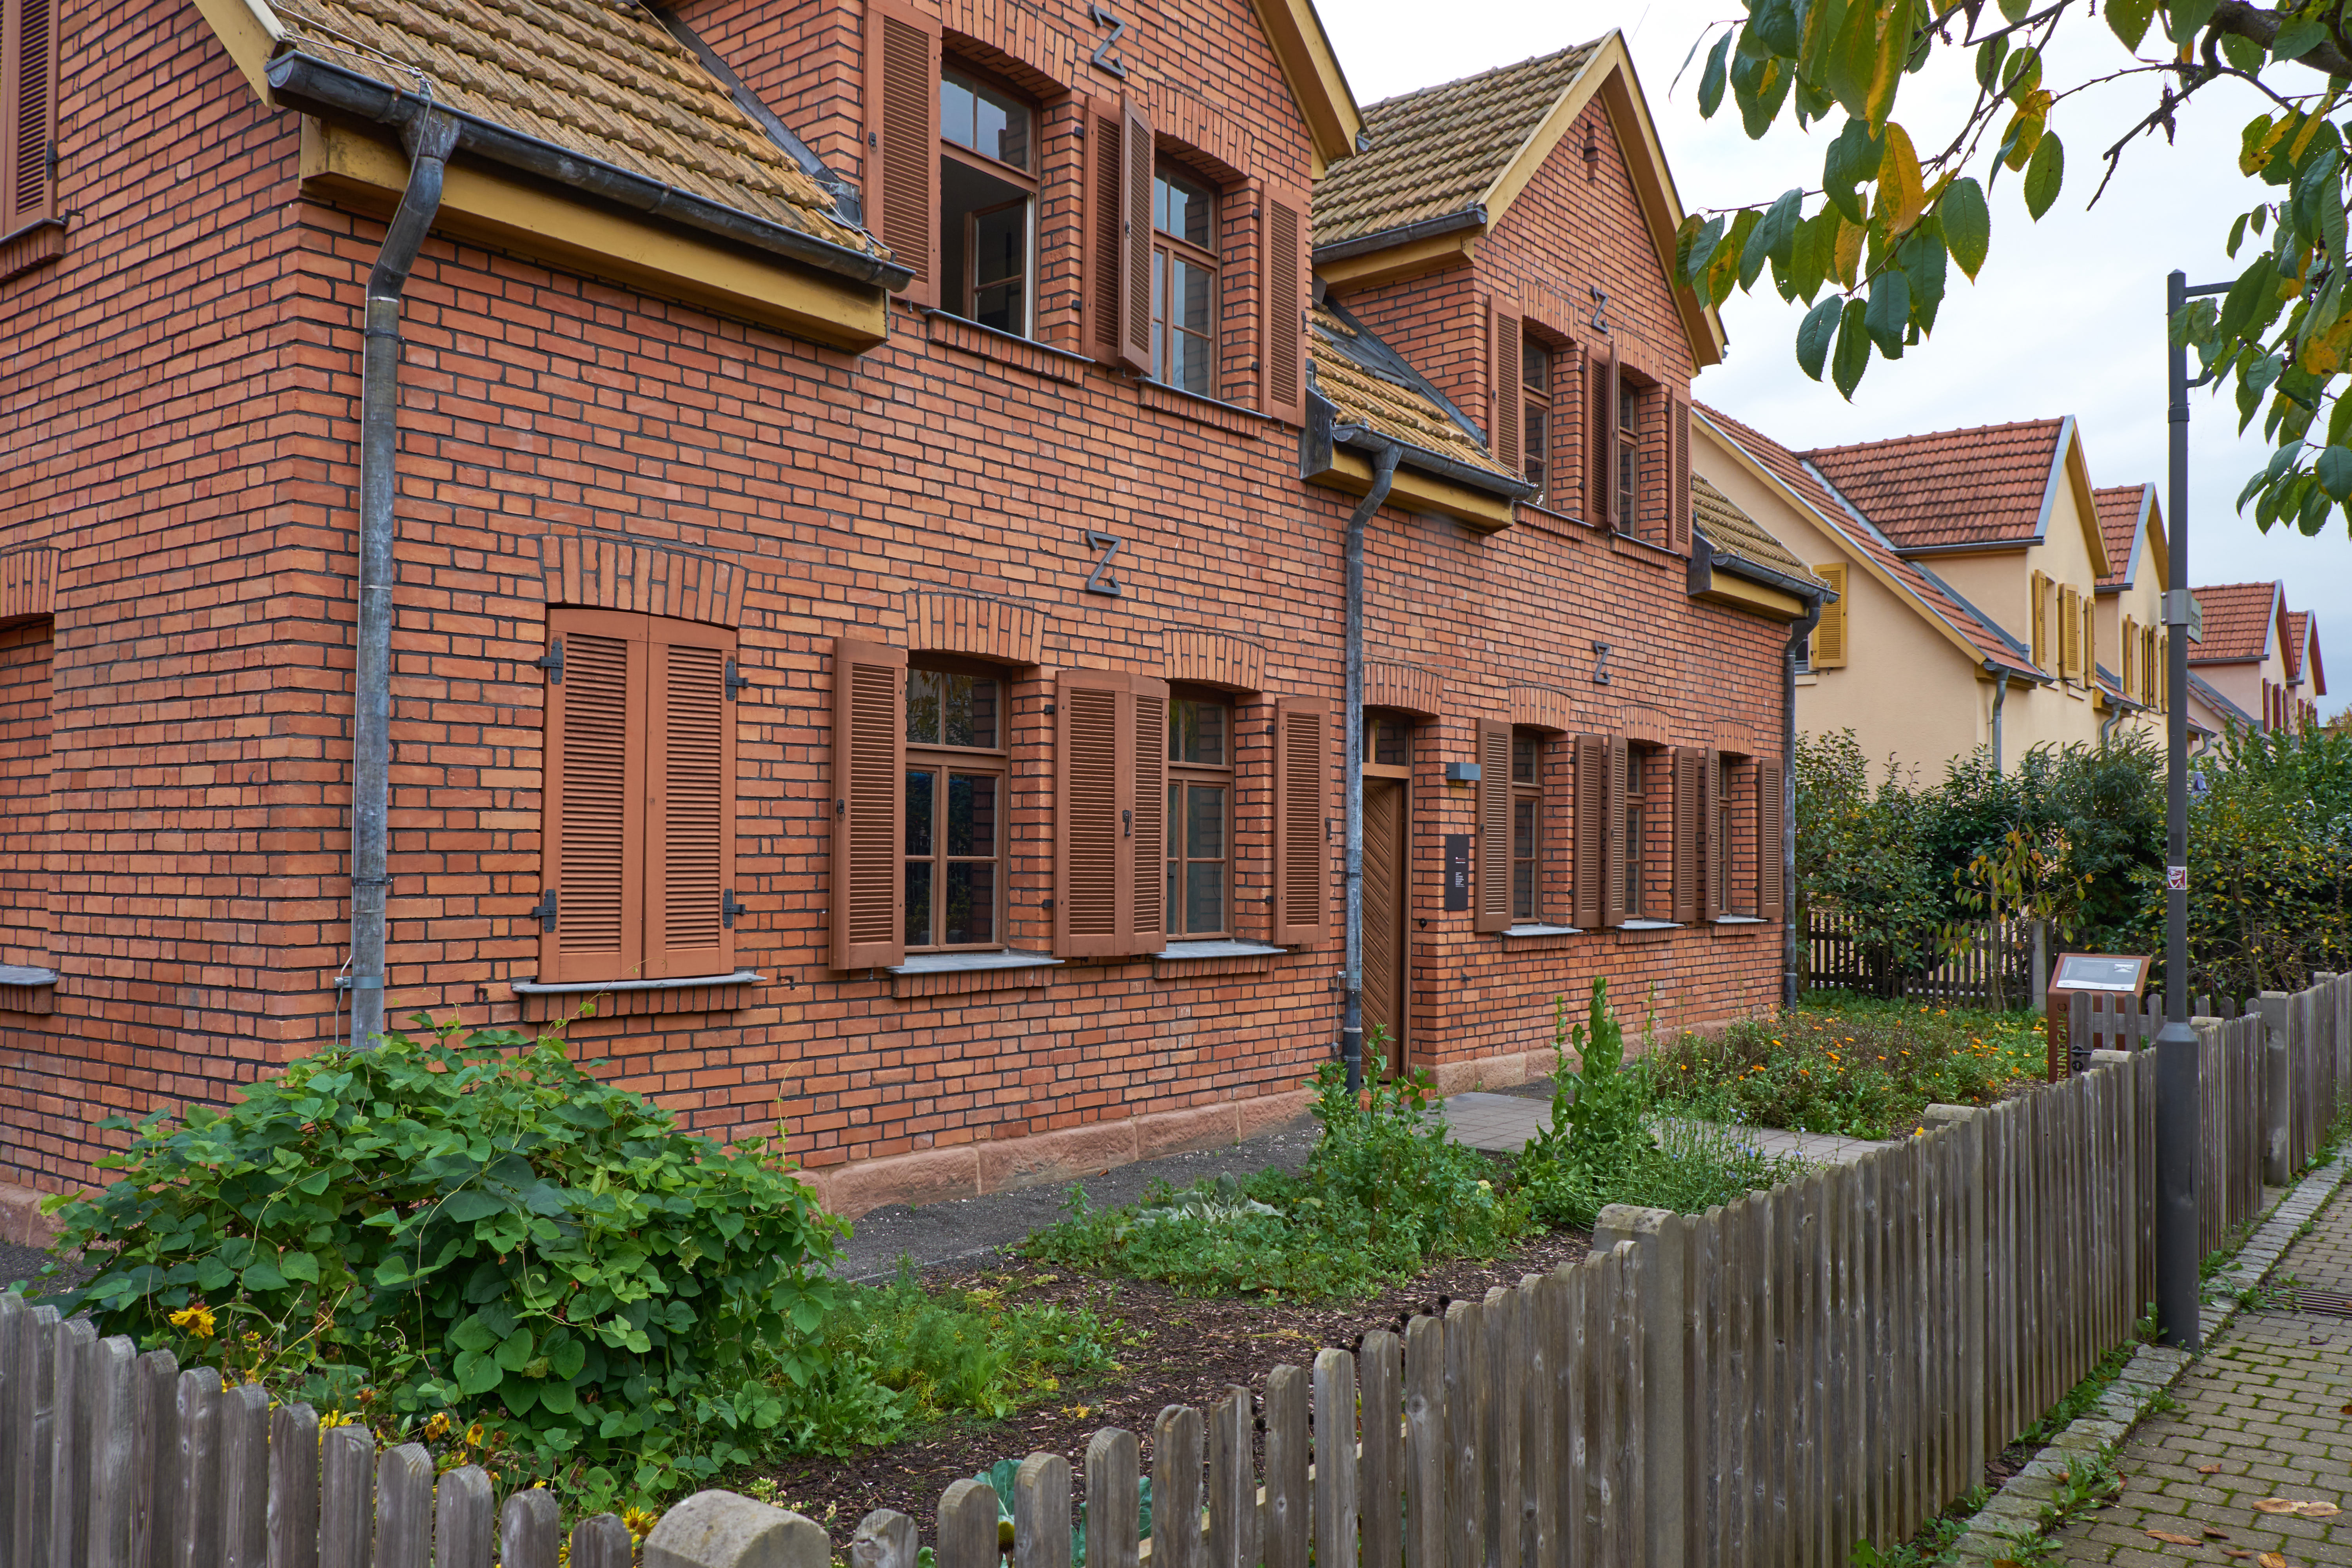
[757,1227,1593,1540]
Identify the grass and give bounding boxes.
[1649,994,2047,1140]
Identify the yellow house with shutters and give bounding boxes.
[1693,406,2167,777]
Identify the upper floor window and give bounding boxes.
[1521,336,1552,503]
[1616,379,1645,532]
[904,659,1005,951]
[1167,689,1232,937]
[1151,165,1218,395]
[939,67,1036,336]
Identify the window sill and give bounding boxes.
[1615,919,1683,933]
[889,949,1062,999]
[0,964,57,1015]
[1152,938,1287,978]
[1134,377,1274,438]
[1711,915,1768,925]
[920,310,1087,384]
[511,969,763,1021]
[1501,923,1583,938]
[1514,501,1600,533]
[1609,530,1686,567]
[0,222,63,285]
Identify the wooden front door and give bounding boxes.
[1362,777,1409,1072]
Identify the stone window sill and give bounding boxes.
[0,964,57,1016]
[510,969,762,1021]
[1152,938,1287,978]
[512,969,764,995]
[889,949,1061,1000]
[1711,915,1768,925]
[920,310,1087,384]
[1501,924,1583,938]
[888,950,1061,976]
[1616,919,1684,933]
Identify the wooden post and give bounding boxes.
[128,1349,178,1568]
[15,1304,58,1568]
[1439,1301,1482,1568]
[1359,1335,1403,1568]
[1515,1276,1557,1568]
[1206,1388,1256,1568]
[433,1465,493,1568]
[1403,1319,1443,1568]
[1156,1406,1205,1568]
[0,1292,18,1568]
[318,1426,374,1568]
[372,1445,432,1568]
[936,1479,999,1568]
[174,1366,223,1568]
[1615,1240,1647,1568]
[1264,1367,1308,1568]
[218,1383,269,1568]
[497,1489,560,1568]
[1014,1452,1073,1568]
[1591,1205,1684,1567]
[1085,1430,1140,1568]
[567,1515,633,1568]
[850,1511,918,1568]
[87,1337,136,1568]
[1557,1263,1593,1568]
[1479,1287,1515,1568]
[268,1405,320,1568]
[1310,1355,1356,1568]
[2259,991,2292,1185]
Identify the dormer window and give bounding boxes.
[938,66,1036,336]
[1151,164,1218,394]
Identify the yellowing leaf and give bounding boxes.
[2146,1529,2202,1544]
[2243,116,2290,177]
[2294,1501,2341,1518]
[2259,1553,2289,1568]
[2253,1497,2299,1513]
[2001,106,2046,171]
[1832,210,1865,287]
[1878,122,1926,238]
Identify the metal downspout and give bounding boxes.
[1783,592,1822,1008]
[1341,443,1403,1092]
[348,106,459,1049]
[1989,666,2010,773]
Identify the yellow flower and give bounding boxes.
[623,1507,660,1540]
[465,1423,486,1448]
[169,1305,218,1339]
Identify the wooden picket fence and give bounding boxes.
[1804,911,2033,1007]
[4,973,2350,1568]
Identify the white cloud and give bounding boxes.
[1322,0,2349,713]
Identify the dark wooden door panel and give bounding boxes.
[1363,779,1407,1072]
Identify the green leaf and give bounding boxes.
[2106,0,2155,50]
[2316,445,2352,502]
[497,1328,537,1372]
[1975,35,2009,93]
[2220,31,2265,72]
[1940,178,1990,279]
[1899,222,1947,334]
[1797,296,1844,380]
[2023,132,2065,221]
[451,1315,497,1352]
[441,1190,505,1225]
[2165,0,2219,47]
[1743,188,1805,286]
[2228,212,2250,259]
[1823,117,1881,225]
[276,1250,319,1283]
[241,1260,287,1292]
[454,1349,503,1396]
[539,1381,577,1415]
[548,1336,588,1380]
[1790,208,1833,300]
[2272,15,2328,58]
[1699,32,1733,118]
[2218,256,2279,342]
[1997,0,2030,21]
[1864,266,1912,358]
[1831,296,1873,398]
[1752,0,1802,58]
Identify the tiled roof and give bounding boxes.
[1693,475,1828,589]
[264,0,880,256]
[1697,404,2042,680]
[2187,581,2281,664]
[2094,484,2154,588]
[2285,610,2310,682]
[1311,43,1601,248]
[1802,419,2067,551]
[1309,300,1517,482]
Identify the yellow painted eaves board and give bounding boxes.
[191,0,284,103]
[301,121,889,351]
[1475,34,1726,368]
[1694,413,2002,673]
[2058,422,2111,578]
[1317,448,1517,531]
[1314,231,1477,290]
[1695,575,1806,621]
[1245,0,1363,170]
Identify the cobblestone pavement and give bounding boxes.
[2055,1181,2352,1565]
[1437,1090,1897,1165]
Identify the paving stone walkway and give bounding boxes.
[1435,1089,1897,1165]
[2053,1178,2352,1565]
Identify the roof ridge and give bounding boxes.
[1800,416,2067,464]
[1358,39,1603,117]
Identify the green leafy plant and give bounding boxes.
[34,1019,842,1498]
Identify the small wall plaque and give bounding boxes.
[1443,834,1471,911]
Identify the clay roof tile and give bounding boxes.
[2187,581,2282,664]
[1801,418,2067,551]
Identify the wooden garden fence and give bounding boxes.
[1804,911,2034,1007]
[4,973,2350,1568]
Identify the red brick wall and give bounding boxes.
[0,12,1788,1198]
[0,622,50,973]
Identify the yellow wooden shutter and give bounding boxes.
[1810,564,1848,668]
[2030,571,2049,669]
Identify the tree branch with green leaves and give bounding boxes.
[1681,0,2352,538]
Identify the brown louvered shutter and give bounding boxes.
[1602,736,1629,927]
[648,622,737,978]
[1056,668,1132,957]
[1669,393,1693,553]
[1670,746,1701,925]
[1272,696,1328,944]
[1759,755,1786,922]
[1490,307,1522,476]
[2,0,57,235]
[1572,733,1605,928]
[1091,103,1125,361]
[1118,96,1155,374]
[1586,342,1617,527]
[2029,570,2049,668]
[1701,748,1723,921]
[1261,185,1308,423]
[1130,675,1169,953]
[864,0,939,307]
[830,637,906,969]
[540,610,647,983]
[1474,719,1512,933]
[1811,564,1848,668]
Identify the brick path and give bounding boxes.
[2056,1181,2352,1565]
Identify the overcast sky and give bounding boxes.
[1320,1,2349,715]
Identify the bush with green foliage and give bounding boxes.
[1022,1036,1530,1297]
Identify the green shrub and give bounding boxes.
[1648,995,2042,1140]
[1021,1037,1531,1298]
[36,1020,841,1499]
[824,1266,1127,1428]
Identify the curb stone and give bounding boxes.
[1946,1149,2352,1562]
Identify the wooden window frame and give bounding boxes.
[1624,742,1652,920]
[903,655,1010,954]
[1521,332,1552,505]
[1150,160,1219,397]
[938,60,1039,336]
[1616,371,1649,541]
[1509,728,1543,923]
[1167,686,1235,940]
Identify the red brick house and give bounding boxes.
[0,0,1819,1220]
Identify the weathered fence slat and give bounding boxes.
[851,1510,918,1568]
[1085,1428,1140,1568]
[936,1478,998,1568]
[496,1487,559,1568]
[86,1336,134,1568]
[566,1514,631,1568]
[1156,1404,1206,1568]
[174,1365,222,1568]
[217,1383,268,1568]
[372,1445,432,1568]
[1014,1452,1072,1568]
[434,1465,493,1568]
[1206,1387,1256,1568]
[1264,1364,1308,1568]
[1358,1334,1402,1568]
[267,1403,319,1568]
[316,1425,372,1568]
